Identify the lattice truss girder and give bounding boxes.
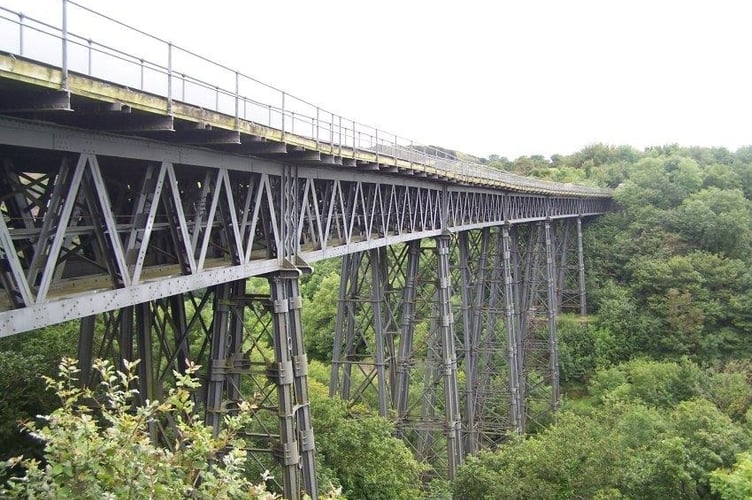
[0,128,608,336]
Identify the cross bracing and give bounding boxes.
[0,3,614,498]
[0,115,609,498]
[0,117,610,335]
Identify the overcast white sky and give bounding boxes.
[3,0,751,159]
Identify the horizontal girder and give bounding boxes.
[0,118,610,335]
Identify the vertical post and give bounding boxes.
[281,92,286,140]
[206,283,231,435]
[61,0,68,91]
[169,295,190,376]
[135,301,156,441]
[119,306,134,374]
[508,226,525,417]
[502,224,523,433]
[544,220,560,410]
[234,71,240,129]
[395,240,419,434]
[268,270,310,500]
[140,58,144,90]
[370,248,389,417]
[285,271,318,499]
[78,315,96,387]
[577,216,587,316]
[338,116,342,156]
[436,234,463,478]
[329,254,350,397]
[87,38,92,75]
[457,232,476,454]
[167,42,173,115]
[329,112,334,146]
[315,107,320,147]
[18,13,24,55]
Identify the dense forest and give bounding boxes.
[3,143,752,498]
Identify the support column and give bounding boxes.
[282,268,318,499]
[330,253,363,401]
[206,282,233,435]
[577,216,587,316]
[370,248,390,417]
[395,240,419,436]
[544,221,560,410]
[459,229,490,455]
[135,301,157,440]
[436,234,463,478]
[267,270,302,500]
[78,315,96,387]
[502,225,523,433]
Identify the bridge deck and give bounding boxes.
[0,54,609,198]
[0,3,611,336]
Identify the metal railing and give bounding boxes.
[0,1,610,197]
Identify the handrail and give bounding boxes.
[0,2,611,197]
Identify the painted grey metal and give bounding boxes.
[502,225,523,434]
[577,217,587,315]
[395,240,419,438]
[268,271,302,499]
[544,221,560,410]
[436,234,463,478]
[0,2,611,197]
[283,271,318,499]
[0,39,611,493]
[0,122,609,335]
[370,248,390,417]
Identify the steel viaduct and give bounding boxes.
[0,3,612,498]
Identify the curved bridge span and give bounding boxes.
[0,3,612,498]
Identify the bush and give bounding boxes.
[3,358,277,498]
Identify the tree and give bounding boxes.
[712,452,752,499]
[2,358,289,499]
[302,272,340,362]
[310,394,425,500]
[0,322,79,483]
[674,188,752,259]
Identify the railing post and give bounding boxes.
[18,12,23,55]
[234,71,239,129]
[329,113,334,146]
[281,91,286,140]
[577,216,587,316]
[167,41,173,115]
[140,58,144,90]
[61,0,68,91]
[315,107,320,147]
[87,38,92,76]
[337,116,342,156]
